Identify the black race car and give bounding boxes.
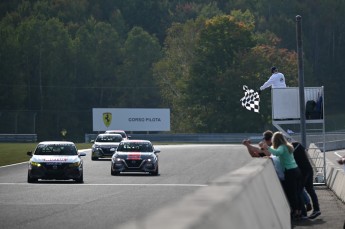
[111,140,160,176]
[27,141,86,183]
[91,133,123,160]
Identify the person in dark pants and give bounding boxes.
[261,132,304,220]
[292,142,321,219]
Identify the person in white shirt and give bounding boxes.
[259,66,286,92]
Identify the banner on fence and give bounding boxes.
[92,108,170,131]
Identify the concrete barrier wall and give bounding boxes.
[323,140,345,151]
[327,165,345,202]
[117,159,291,229]
[308,143,345,202]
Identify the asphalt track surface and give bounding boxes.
[0,144,250,229]
[327,149,345,170]
[293,149,345,229]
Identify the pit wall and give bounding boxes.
[117,159,291,229]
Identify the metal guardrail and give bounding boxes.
[85,133,263,144]
[0,134,37,142]
[1,132,344,146]
[86,132,345,144]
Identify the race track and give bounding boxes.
[0,144,249,229]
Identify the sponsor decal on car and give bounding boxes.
[127,153,141,160]
[43,158,68,162]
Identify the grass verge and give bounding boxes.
[0,143,92,167]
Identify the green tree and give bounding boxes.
[0,14,25,110]
[17,17,74,110]
[237,31,298,128]
[222,0,345,114]
[153,18,204,132]
[155,11,298,133]
[183,13,256,132]
[103,0,171,43]
[118,26,162,108]
[16,17,77,138]
[74,17,122,109]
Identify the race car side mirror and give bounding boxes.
[27,151,33,156]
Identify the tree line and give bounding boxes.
[1,0,344,140]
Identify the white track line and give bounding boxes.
[334,152,343,158]
[0,161,27,168]
[0,183,207,187]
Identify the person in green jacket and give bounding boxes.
[262,131,304,220]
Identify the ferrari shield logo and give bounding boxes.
[103,112,112,127]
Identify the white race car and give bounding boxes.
[27,141,86,183]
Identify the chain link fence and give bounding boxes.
[0,110,92,142]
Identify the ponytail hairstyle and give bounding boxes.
[272,132,294,153]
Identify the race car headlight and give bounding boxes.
[92,144,100,149]
[146,156,156,163]
[69,161,81,167]
[112,157,123,163]
[30,161,41,167]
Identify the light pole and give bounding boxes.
[296,15,307,148]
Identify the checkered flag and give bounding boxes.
[240,85,260,113]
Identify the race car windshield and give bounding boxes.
[96,135,122,142]
[117,143,153,152]
[107,132,126,138]
[35,145,78,156]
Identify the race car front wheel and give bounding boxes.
[111,168,119,176]
[75,173,84,183]
[27,173,38,183]
[151,165,159,176]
